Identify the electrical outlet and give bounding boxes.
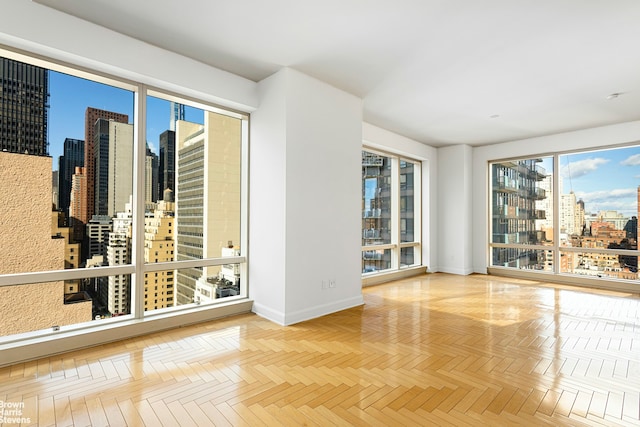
[321,280,328,290]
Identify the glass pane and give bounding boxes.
[491,247,551,271]
[143,264,241,312]
[559,250,638,280]
[559,147,639,259]
[0,53,135,338]
[0,56,134,275]
[400,160,416,243]
[146,95,242,307]
[362,249,391,273]
[491,157,553,246]
[362,151,391,246]
[400,247,416,268]
[0,274,130,339]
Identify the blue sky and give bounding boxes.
[560,146,640,217]
[48,70,203,166]
[539,146,640,217]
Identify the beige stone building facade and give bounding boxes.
[174,112,242,305]
[0,152,91,336]
[144,201,175,310]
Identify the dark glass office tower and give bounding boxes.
[159,130,175,197]
[83,108,128,224]
[0,57,49,156]
[58,138,85,222]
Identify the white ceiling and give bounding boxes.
[35,0,640,147]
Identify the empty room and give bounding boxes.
[1,1,639,425]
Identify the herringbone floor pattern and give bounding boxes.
[1,273,639,426]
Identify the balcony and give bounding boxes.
[363,229,382,239]
[363,250,384,260]
[532,187,546,200]
[494,177,518,193]
[363,209,382,218]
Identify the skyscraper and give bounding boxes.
[58,138,84,223]
[83,107,128,225]
[104,205,132,316]
[86,215,112,260]
[492,159,547,269]
[0,57,48,156]
[169,101,185,132]
[94,118,133,217]
[69,166,87,243]
[145,143,159,204]
[174,112,241,305]
[144,201,175,310]
[159,130,175,196]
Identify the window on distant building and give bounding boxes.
[361,149,421,276]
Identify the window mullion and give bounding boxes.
[391,156,400,270]
[131,85,147,319]
[553,154,560,275]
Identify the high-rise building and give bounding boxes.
[104,205,132,316]
[94,118,133,217]
[560,192,577,236]
[144,200,175,310]
[159,130,175,196]
[169,101,185,132]
[492,159,547,269]
[52,170,59,209]
[174,112,241,305]
[58,138,84,223]
[145,143,159,204]
[0,151,91,336]
[362,151,391,272]
[70,166,87,244]
[86,215,112,260]
[82,107,128,225]
[0,57,48,156]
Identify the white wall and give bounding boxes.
[1,0,438,329]
[362,123,438,272]
[438,144,473,274]
[251,68,364,325]
[0,0,258,112]
[248,71,288,322]
[472,120,640,273]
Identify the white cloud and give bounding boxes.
[575,188,637,215]
[575,188,636,201]
[560,157,609,179]
[621,153,640,166]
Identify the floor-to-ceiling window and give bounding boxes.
[489,144,640,288]
[0,47,249,346]
[362,149,421,276]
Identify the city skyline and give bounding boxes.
[48,70,203,168]
[560,146,640,217]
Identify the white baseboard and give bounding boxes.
[253,295,365,326]
[251,302,286,325]
[437,266,475,275]
[284,295,365,326]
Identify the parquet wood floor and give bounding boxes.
[1,273,639,426]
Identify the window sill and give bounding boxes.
[0,298,254,368]
[362,266,427,287]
